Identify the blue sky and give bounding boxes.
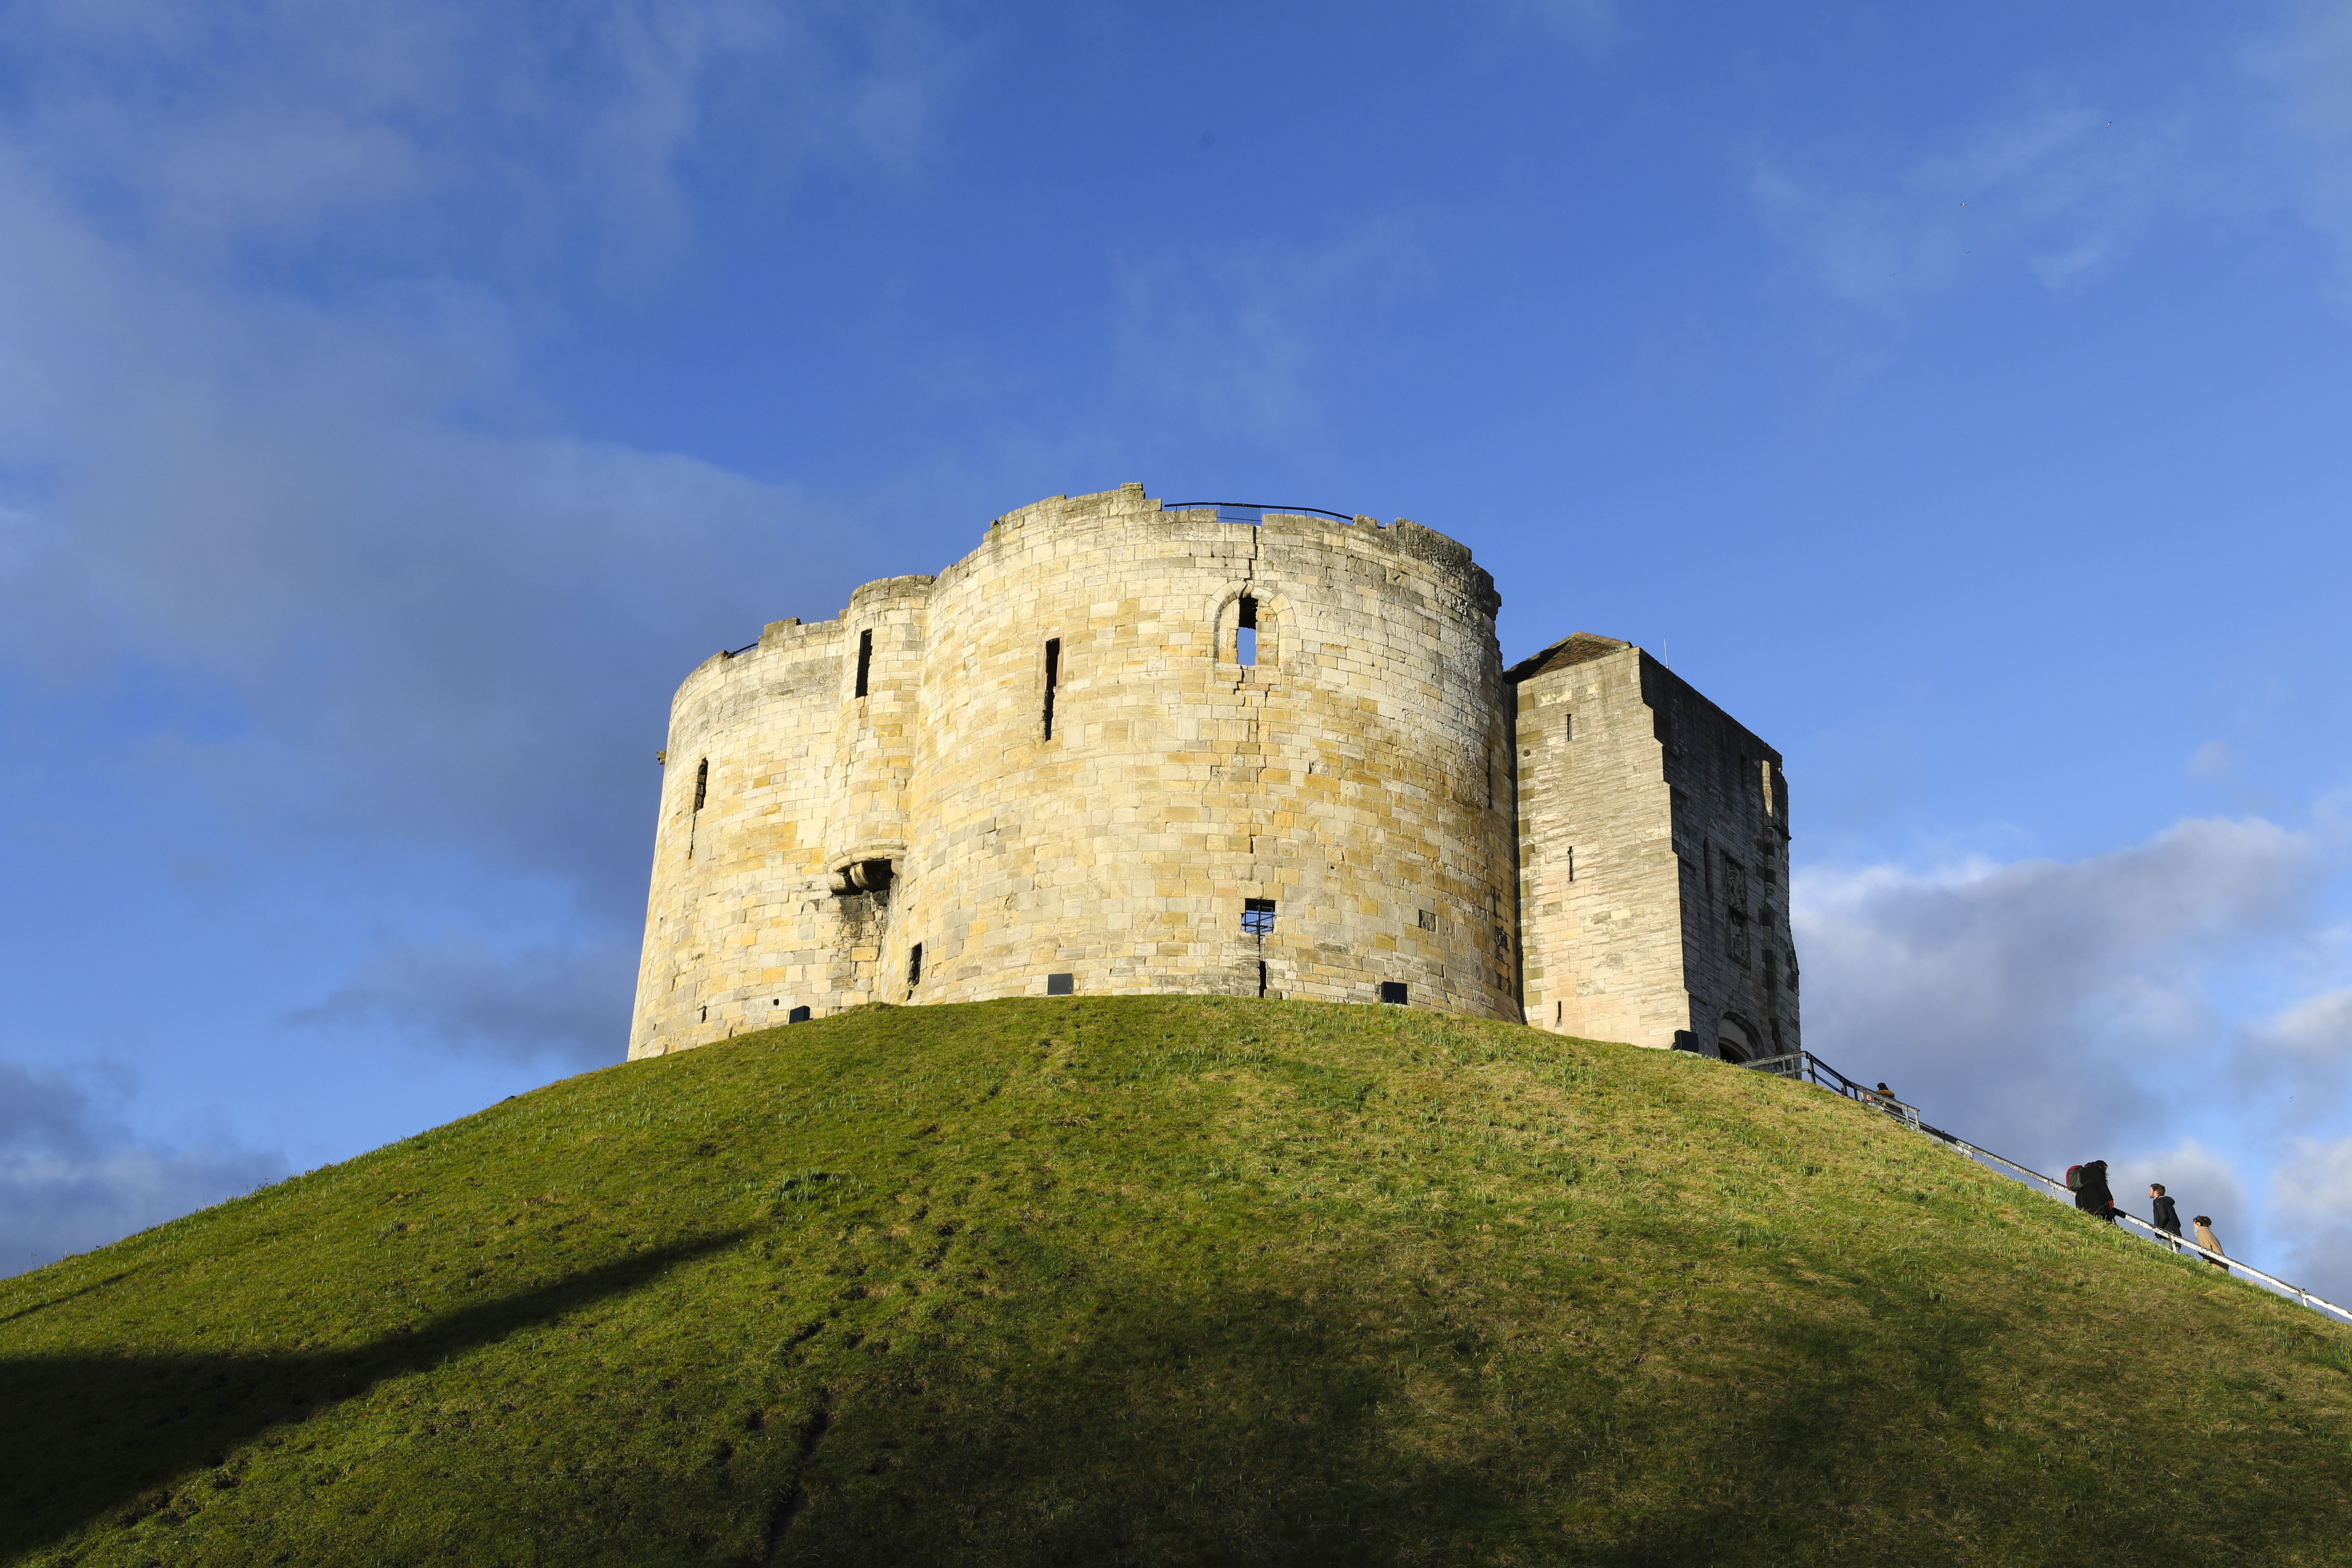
[4,0,2351,1294]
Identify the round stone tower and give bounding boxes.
[628,483,1513,1057]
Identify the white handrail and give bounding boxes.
[1743,1051,2352,1328]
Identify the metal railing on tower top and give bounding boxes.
[1739,1049,2352,1329]
[1159,502,1364,525]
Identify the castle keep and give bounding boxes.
[629,485,1797,1063]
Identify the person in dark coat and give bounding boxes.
[2073,1159,2118,1223]
[2149,1183,2183,1240]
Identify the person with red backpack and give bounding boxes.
[2067,1160,2118,1223]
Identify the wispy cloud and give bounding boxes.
[0,1061,285,1275]
[1113,218,1431,439]
[0,0,965,279]
[2259,0,2352,308]
[287,931,634,1068]
[1750,89,2248,311]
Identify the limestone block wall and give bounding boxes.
[1513,637,1688,1049]
[1511,635,1798,1058]
[1652,662,1798,1061]
[632,616,874,1054]
[628,483,1516,1058]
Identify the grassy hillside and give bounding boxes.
[4,997,2348,1566]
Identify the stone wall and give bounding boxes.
[628,484,1516,1058]
[1510,636,1797,1059]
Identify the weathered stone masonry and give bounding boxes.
[628,484,1797,1063]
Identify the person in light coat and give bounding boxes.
[2192,1215,2229,1271]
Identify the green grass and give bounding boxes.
[4,996,2348,1566]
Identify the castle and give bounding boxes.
[628,485,1797,1063]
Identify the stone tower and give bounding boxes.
[1510,634,1798,1061]
[629,485,1517,1057]
[627,483,1797,1065]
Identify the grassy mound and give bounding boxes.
[4,997,2348,1566]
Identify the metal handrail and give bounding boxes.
[1741,1050,2352,1328]
[1160,502,1362,523]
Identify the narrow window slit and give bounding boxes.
[1042,638,1062,739]
[854,629,873,698]
[1236,596,1257,666]
[693,759,708,812]
[907,943,923,989]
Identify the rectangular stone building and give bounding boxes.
[1510,633,1798,1061]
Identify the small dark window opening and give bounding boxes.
[1567,846,1576,882]
[699,1005,708,1022]
[692,758,708,812]
[1417,908,1437,932]
[1486,765,1494,810]
[1236,596,1258,665]
[1242,898,1276,936]
[854,628,873,698]
[1564,712,1573,742]
[1380,981,1409,1006]
[1043,637,1061,739]
[908,943,924,988]
[1046,972,1074,996]
[788,1005,811,1024]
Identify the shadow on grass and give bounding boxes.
[749,1259,2343,1568]
[0,1232,746,1562]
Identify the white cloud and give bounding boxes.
[1794,816,2324,1169]
[0,1061,286,1277]
[2110,1137,2250,1252]
[0,52,890,880]
[0,2,966,1268]
[1794,812,2352,1307]
[2268,1135,2352,1303]
[2232,984,2352,1131]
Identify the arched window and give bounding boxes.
[1716,1016,1754,1064]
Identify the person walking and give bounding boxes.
[2070,1161,2126,1222]
[2192,1216,2229,1271]
[2073,1159,2118,1223]
[2149,1183,2183,1241]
